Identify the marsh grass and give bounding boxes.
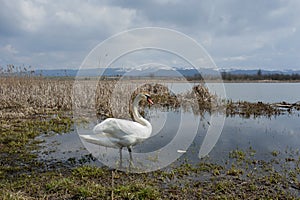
[2,147,299,199]
[0,113,74,183]
[1,75,300,199]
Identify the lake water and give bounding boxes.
[168,82,300,103]
[37,83,300,171]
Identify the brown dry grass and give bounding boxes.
[0,76,216,119]
[0,77,73,118]
[2,75,296,120]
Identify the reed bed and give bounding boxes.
[0,77,73,118]
[1,75,295,119]
[0,76,217,119]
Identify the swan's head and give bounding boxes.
[138,93,154,105]
[144,93,154,105]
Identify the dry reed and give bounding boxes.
[4,75,288,120]
[0,77,73,118]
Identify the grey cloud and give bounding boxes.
[0,0,137,68]
[0,0,300,69]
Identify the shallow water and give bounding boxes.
[208,114,300,160]
[37,107,300,171]
[37,82,300,171]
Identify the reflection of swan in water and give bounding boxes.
[80,93,153,167]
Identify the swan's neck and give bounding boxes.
[132,97,151,128]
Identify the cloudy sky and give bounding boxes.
[1,0,300,70]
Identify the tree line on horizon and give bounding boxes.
[221,69,300,81]
[187,69,300,81]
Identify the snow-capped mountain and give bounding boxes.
[34,67,300,77]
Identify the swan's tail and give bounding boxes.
[80,134,119,148]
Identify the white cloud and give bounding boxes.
[55,11,82,27]
[222,56,249,62]
[2,44,18,54]
[18,0,46,32]
[51,3,136,33]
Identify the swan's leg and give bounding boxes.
[127,146,134,168]
[119,147,123,168]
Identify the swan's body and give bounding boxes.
[80,93,153,167]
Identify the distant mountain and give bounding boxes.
[34,68,300,77]
[35,69,77,77]
[34,68,204,77]
[35,68,127,77]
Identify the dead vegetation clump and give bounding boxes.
[226,101,282,118]
[94,82,181,119]
[178,83,219,115]
[133,83,180,108]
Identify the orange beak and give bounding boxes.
[147,97,154,105]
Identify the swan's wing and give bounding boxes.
[93,118,146,139]
[80,134,118,148]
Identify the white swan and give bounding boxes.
[80,93,153,167]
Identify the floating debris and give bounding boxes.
[177,149,187,153]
